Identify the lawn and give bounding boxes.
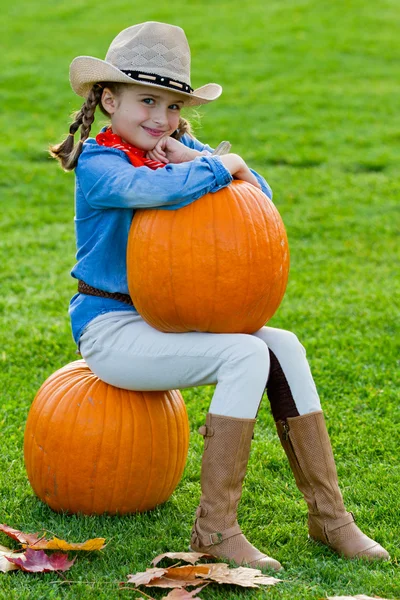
[0,0,399,598]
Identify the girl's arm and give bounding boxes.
[76,147,233,211]
[180,135,273,200]
[147,136,262,191]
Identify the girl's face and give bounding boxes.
[101,85,184,150]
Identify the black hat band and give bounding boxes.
[120,70,193,94]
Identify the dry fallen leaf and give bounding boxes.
[127,562,281,590]
[204,564,280,588]
[152,552,213,567]
[0,524,41,546]
[6,548,76,573]
[162,584,209,599]
[157,564,218,583]
[127,564,221,589]
[127,567,169,586]
[25,536,106,551]
[0,524,105,551]
[0,546,25,573]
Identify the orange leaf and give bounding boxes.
[127,564,222,589]
[0,524,105,552]
[152,552,213,567]
[145,577,209,589]
[24,536,106,551]
[162,564,216,581]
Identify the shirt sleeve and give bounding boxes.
[181,134,273,200]
[76,147,233,210]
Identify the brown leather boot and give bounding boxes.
[276,410,390,560]
[190,413,282,571]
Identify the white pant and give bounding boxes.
[79,311,321,419]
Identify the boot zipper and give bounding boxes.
[282,421,290,440]
[280,419,318,512]
[280,420,305,477]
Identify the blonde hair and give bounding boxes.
[50,83,193,171]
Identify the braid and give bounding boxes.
[49,84,103,171]
[172,116,194,140]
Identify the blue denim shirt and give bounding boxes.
[69,133,273,344]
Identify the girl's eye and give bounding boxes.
[142,98,155,105]
[169,104,181,111]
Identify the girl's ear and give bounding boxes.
[101,88,117,115]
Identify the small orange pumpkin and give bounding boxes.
[127,180,289,333]
[24,360,189,515]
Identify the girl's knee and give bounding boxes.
[227,335,270,379]
[218,334,270,392]
[257,327,306,358]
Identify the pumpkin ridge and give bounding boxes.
[164,394,177,499]
[169,208,187,332]
[29,381,59,503]
[207,193,219,331]
[87,377,108,514]
[189,202,199,327]
[267,194,289,318]
[257,194,276,324]
[167,391,185,497]
[233,183,253,331]
[43,374,89,509]
[137,392,154,511]
[119,384,136,513]
[107,385,124,513]
[149,212,174,332]
[246,188,273,328]
[154,395,171,506]
[136,211,156,326]
[149,213,175,332]
[276,208,290,313]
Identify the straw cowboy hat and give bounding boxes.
[69,21,222,106]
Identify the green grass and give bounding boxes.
[1,0,399,598]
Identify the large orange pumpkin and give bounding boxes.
[127,181,289,333]
[24,360,189,515]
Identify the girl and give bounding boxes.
[50,21,389,570]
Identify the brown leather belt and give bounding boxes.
[78,280,134,306]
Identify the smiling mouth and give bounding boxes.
[142,126,166,137]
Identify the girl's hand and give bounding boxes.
[220,154,262,189]
[147,136,205,164]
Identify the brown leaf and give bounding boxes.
[25,536,106,551]
[162,584,209,599]
[0,524,41,546]
[207,565,281,588]
[160,564,216,581]
[128,564,220,589]
[152,552,213,567]
[128,562,281,590]
[0,546,25,573]
[6,548,75,573]
[145,577,208,589]
[127,567,169,586]
[149,564,223,588]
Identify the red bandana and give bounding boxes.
[96,127,166,170]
